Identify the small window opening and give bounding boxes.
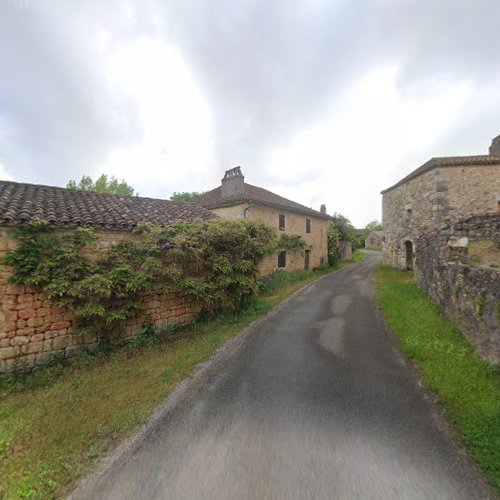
[278,251,287,268]
[279,214,286,230]
[306,218,311,233]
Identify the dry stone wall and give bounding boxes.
[0,229,195,372]
[415,214,500,364]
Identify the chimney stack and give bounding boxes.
[221,166,245,198]
[489,135,500,157]
[320,204,327,214]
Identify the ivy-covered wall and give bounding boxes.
[0,218,277,372]
[0,229,194,371]
[415,214,500,364]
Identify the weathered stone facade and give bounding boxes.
[195,167,331,274]
[382,137,500,269]
[0,229,195,372]
[415,214,500,364]
[210,203,329,274]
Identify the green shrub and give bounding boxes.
[4,220,277,339]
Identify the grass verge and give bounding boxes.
[375,265,500,492]
[0,253,363,499]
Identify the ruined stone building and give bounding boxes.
[382,135,500,269]
[195,167,331,274]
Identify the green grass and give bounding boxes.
[375,266,500,491]
[0,253,363,499]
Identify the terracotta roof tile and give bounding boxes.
[381,155,500,194]
[194,182,332,219]
[0,180,216,229]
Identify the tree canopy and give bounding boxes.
[67,174,136,196]
[169,191,206,202]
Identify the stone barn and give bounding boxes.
[382,135,500,270]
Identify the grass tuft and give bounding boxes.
[375,265,500,492]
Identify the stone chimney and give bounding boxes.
[221,166,245,198]
[489,135,500,157]
[320,204,327,214]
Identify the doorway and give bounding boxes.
[405,241,413,270]
[304,250,311,271]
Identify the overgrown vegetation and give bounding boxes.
[0,255,363,499]
[169,191,207,202]
[376,266,500,492]
[4,220,277,338]
[327,213,356,265]
[67,174,136,196]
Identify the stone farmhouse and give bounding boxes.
[0,180,215,371]
[195,167,331,274]
[382,135,500,270]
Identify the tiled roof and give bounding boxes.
[381,155,500,194]
[0,180,216,229]
[194,182,332,219]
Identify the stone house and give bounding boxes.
[382,135,500,270]
[0,180,215,371]
[194,167,331,274]
[365,231,384,249]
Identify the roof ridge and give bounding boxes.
[243,182,318,212]
[0,179,194,206]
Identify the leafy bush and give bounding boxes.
[4,219,277,338]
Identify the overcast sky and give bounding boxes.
[1,0,499,227]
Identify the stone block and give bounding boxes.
[0,346,19,360]
[51,321,71,330]
[10,336,29,346]
[36,352,53,366]
[53,336,70,349]
[18,309,34,320]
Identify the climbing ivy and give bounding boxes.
[4,220,277,337]
[277,233,306,251]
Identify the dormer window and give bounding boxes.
[279,214,285,230]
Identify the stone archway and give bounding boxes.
[405,240,414,270]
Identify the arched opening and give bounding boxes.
[405,241,414,270]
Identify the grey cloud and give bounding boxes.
[154,0,500,180]
[0,0,499,192]
[0,0,143,183]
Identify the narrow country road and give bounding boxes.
[72,254,494,500]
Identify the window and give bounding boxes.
[278,251,287,268]
[278,214,285,230]
[306,218,311,233]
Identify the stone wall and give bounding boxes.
[383,164,500,269]
[210,204,329,274]
[0,229,195,372]
[415,214,500,364]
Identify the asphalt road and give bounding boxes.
[72,254,495,499]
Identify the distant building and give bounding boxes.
[195,167,332,274]
[365,231,384,249]
[382,135,500,270]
